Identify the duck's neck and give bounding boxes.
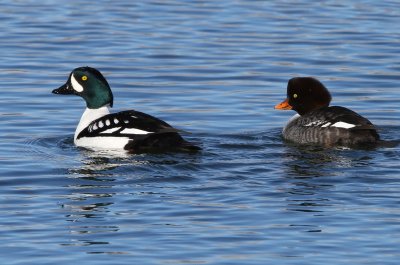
[74,105,111,141]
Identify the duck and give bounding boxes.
[52,66,200,153]
[274,77,380,147]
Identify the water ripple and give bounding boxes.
[1,1,400,264]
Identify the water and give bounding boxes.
[1,0,399,264]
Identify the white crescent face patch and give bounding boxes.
[71,73,84,93]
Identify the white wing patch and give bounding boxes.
[101,127,121,134]
[82,111,154,136]
[304,120,325,127]
[120,128,152,135]
[331,121,356,129]
[304,120,356,129]
[86,115,152,135]
[71,74,84,92]
[321,122,331,127]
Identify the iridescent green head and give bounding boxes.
[53,66,113,109]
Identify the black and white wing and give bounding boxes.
[76,110,181,140]
[286,106,379,145]
[299,106,376,130]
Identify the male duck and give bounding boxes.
[53,66,200,153]
[274,77,379,147]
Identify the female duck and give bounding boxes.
[53,66,200,153]
[275,77,379,147]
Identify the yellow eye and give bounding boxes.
[82,75,88,81]
[293,93,298,99]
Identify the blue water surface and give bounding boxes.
[0,1,399,264]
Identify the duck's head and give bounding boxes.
[53,67,113,109]
[274,77,331,115]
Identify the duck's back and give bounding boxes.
[76,110,200,153]
[283,106,379,146]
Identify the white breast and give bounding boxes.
[75,135,131,150]
[74,106,111,142]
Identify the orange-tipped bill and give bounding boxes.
[274,98,292,110]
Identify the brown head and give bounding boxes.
[275,77,332,115]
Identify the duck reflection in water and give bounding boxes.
[59,151,133,247]
[59,149,201,248]
[280,144,374,219]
